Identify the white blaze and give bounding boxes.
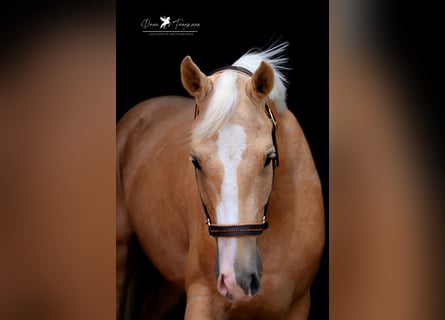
[216,123,247,224]
[216,123,247,270]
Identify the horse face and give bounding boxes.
[191,114,275,301]
[183,56,276,301]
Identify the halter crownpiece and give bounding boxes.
[193,65,279,237]
[210,65,253,77]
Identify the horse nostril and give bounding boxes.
[249,273,260,296]
[238,273,261,296]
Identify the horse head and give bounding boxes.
[181,55,280,301]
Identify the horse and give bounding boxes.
[116,43,325,319]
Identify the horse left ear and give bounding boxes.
[180,56,211,100]
[251,61,275,99]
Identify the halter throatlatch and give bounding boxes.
[193,65,279,237]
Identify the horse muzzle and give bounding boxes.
[217,269,261,301]
[215,237,263,301]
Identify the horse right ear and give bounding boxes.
[180,56,211,100]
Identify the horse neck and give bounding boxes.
[272,98,320,185]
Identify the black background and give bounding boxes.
[117,2,329,319]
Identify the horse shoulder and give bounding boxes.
[117,95,197,284]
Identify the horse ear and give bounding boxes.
[251,61,275,99]
[180,56,211,100]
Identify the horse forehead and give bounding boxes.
[234,108,273,143]
[192,125,269,161]
[234,107,271,132]
[217,121,272,156]
[234,85,272,128]
[217,123,247,148]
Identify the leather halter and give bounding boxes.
[193,65,279,237]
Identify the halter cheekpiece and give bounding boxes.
[193,65,279,237]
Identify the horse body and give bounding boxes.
[117,45,324,319]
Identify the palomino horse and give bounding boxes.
[117,43,325,319]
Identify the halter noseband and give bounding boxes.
[193,65,279,237]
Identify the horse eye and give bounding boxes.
[190,156,202,170]
[264,152,276,167]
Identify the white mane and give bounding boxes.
[233,41,289,113]
[192,42,289,141]
[192,71,238,141]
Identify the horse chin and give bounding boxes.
[227,293,253,302]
